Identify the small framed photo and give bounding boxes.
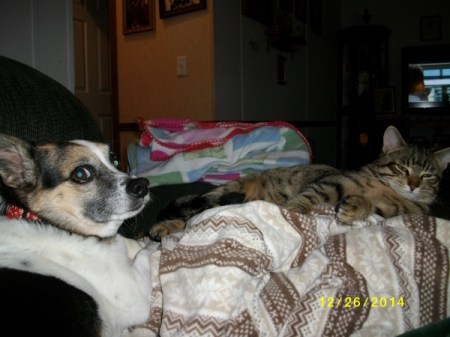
[241,0,275,26]
[159,0,206,19]
[420,16,441,41]
[374,87,396,114]
[123,0,154,34]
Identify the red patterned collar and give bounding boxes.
[6,205,40,222]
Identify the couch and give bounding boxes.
[0,55,104,144]
[1,55,449,337]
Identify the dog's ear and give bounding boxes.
[0,134,37,189]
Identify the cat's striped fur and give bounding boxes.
[150,126,450,240]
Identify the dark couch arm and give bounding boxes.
[0,55,103,144]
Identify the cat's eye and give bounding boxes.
[397,165,409,176]
[71,165,95,184]
[420,173,434,180]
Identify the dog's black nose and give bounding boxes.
[126,178,149,198]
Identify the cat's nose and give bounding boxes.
[408,176,420,191]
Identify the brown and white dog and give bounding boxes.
[0,133,153,337]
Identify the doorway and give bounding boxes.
[73,0,113,145]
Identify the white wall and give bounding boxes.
[240,16,309,121]
[213,0,340,165]
[214,0,340,122]
[213,0,243,120]
[0,0,74,90]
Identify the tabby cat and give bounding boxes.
[150,126,450,240]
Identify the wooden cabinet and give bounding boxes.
[338,24,392,169]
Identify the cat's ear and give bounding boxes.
[434,147,450,170]
[382,126,407,153]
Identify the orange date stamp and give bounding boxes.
[320,296,405,308]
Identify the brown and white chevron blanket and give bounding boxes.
[130,201,450,337]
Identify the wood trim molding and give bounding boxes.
[118,122,139,132]
[109,0,120,156]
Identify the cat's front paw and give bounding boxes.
[150,219,186,241]
[336,195,373,224]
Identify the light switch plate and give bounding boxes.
[177,56,188,76]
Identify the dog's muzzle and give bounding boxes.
[126,178,149,198]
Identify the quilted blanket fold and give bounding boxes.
[129,119,311,186]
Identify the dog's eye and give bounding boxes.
[71,166,94,184]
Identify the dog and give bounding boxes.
[0,133,153,337]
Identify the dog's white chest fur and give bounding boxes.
[0,217,152,337]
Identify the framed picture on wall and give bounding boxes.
[123,0,154,34]
[241,0,275,26]
[374,87,396,114]
[279,0,293,13]
[420,16,441,41]
[159,0,207,19]
[294,0,307,23]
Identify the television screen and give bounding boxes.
[408,62,450,105]
[402,45,450,111]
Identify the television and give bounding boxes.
[402,44,450,112]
